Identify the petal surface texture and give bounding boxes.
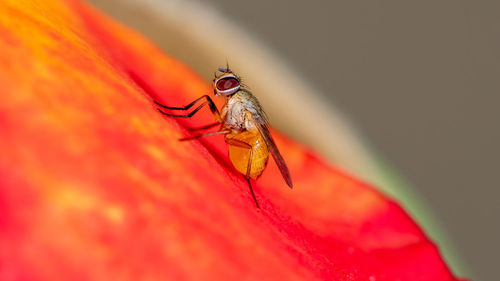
[0,1,465,281]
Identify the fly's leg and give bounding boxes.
[245,178,258,209]
[155,95,222,122]
[186,122,220,131]
[157,101,207,118]
[179,130,230,141]
[155,95,214,112]
[225,138,259,208]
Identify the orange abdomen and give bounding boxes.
[226,130,269,179]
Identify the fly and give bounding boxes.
[154,66,292,208]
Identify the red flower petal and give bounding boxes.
[0,1,466,280]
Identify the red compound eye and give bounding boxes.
[216,77,240,92]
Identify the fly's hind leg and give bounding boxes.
[225,138,259,208]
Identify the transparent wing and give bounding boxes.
[256,123,293,188]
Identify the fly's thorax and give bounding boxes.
[220,89,267,130]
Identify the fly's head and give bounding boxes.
[213,67,241,97]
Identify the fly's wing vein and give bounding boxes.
[256,122,293,188]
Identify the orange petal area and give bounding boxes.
[0,1,465,280]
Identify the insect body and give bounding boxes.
[226,129,268,179]
[155,67,292,208]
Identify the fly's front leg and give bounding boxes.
[155,95,222,122]
[157,101,208,118]
[225,138,259,208]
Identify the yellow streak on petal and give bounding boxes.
[50,185,125,225]
[103,204,125,224]
[130,116,150,135]
[53,186,97,211]
[142,144,166,161]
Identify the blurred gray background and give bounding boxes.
[200,1,499,280]
[90,0,498,280]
